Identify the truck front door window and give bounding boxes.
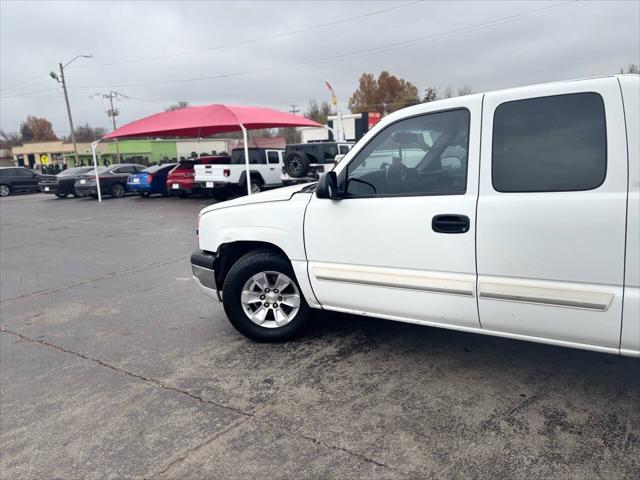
[345,109,470,197]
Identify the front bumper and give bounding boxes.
[191,249,221,302]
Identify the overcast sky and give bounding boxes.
[1,0,638,137]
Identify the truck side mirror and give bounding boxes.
[316,171,342,200]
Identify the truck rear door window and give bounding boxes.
[492,92,606,192]
[267,151,280,164]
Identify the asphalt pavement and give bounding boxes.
[1,193,638,479]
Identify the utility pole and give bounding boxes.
[92,91,128,163]
[50,54,92,167]
[289,104,300,115]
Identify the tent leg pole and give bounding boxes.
[91,141,102,203]
[240,124,251,196]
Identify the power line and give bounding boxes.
[91,91,129,162]
[0,87,60,99]
[73,1,580,90]
[0,74,50,94]
[68,1,422,69]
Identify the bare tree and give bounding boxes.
[165,101,190,112]
[0,130,22,149]
[456,85,475,97]
[423,87,438,103]
[68,124,107,142]
[305,99,333,124]
[619,64,639,74]
[441,86,455,99]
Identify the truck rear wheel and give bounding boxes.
[250,180,262,194]
[222,251,311,342]
[284,152,310,178]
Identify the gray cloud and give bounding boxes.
[1,0,638,136]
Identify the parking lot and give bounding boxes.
[0,193,638,479]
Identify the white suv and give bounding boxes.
[192,75,639,356]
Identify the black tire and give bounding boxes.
[284,152,310,178]
[222,250,311,342]
[138,191,151,198]
[179,192,190,198]
[55,192,68,198]
[111,183,126,198]
[161,185,168,197]
[249,179,262,195]
[72,189,81,198]
[0,184,10,197]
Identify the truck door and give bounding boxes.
[477,77,627,350]
[265,150,282,185]
[304,96,482,329]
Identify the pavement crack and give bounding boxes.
[257,418,399,472]
[147,418,251,479]
[0,255,188,304]
[0,328,253,419]
[1,329,400,475]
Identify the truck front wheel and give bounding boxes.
[222,251,311,342]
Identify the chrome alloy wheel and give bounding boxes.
[0,185,9,197]
[250,181,261,194]
[241,271,301,328]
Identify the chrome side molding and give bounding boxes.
[311,263,475,297]
[479,281,613,311]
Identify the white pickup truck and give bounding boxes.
[194,147,284,200]
[191,75,639,357]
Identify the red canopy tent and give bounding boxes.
[91,104,322,201]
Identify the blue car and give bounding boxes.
[127,163,177,197]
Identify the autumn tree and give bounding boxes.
[19,116,58,142]
[165,101,189,112]
[349,71,420,115]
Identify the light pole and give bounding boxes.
[50,54,92,167]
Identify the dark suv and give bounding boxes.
[282,141,352,183]
[0,167,41,197]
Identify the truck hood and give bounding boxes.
[200,183,315,214]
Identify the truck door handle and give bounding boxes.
[432,214,470,234]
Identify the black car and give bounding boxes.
[39,166,95,198]
[0,167,42,197]
[74,164,146,198]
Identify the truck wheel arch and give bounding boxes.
[215,241,288,291]
[238,171,264,187]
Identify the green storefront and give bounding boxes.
[101,139,178,166]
